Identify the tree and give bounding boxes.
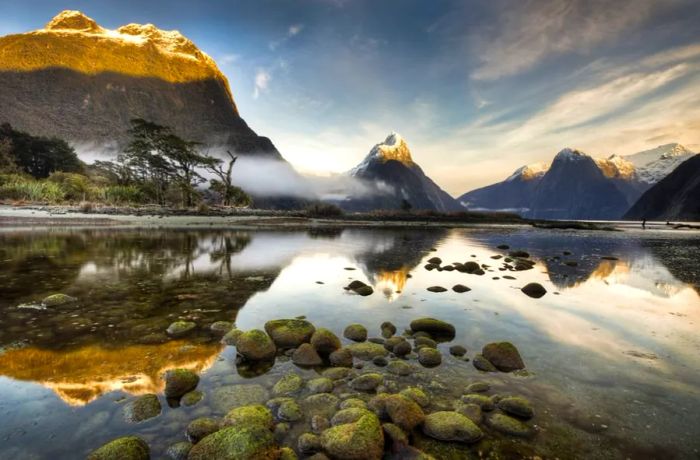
[401,199,413,212]
[0,138,18,173]
[0,123,82,178]
[205,150,251,206]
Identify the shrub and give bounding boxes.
[48,172,96,201]
[305,202,344,218]
[0,175,65,202]
[101,185,145,204]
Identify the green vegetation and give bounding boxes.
[0,120,251,208]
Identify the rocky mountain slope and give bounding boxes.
[624,154,700,221]
[0,10,280,158]
[625,143,695,184]
[458,163,547,213]
[341,133,462,212]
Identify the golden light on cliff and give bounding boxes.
[0,340,222,406]
[373,267,411,301]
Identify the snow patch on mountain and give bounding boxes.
[506,162,549,182]
[595,155,636,179]
[623,143,695,184]
[350,132,414,175]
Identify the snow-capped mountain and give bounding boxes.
[624,143,695,185]
[0,10,280,158]
[625,154,700,221]
[341,133,462,212]
[458,162,546,213]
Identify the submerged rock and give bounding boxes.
[298,433,322,454]
[384,394,425,431]
[472,354,497,372]
[497,396,534,419]
[449,345,467,357]
[422,411,483,443]
[409,318,455,340]
[349,373,383,391]
[272,372,304,396]
[186,417,220,443]
[418,348,442,367]
[392,341,412,357]
[236,329,276,361]
[452,284,471,293]
[382,423,409,452]
[41,293,77,307]
[347,280,374,296]
[87,436,149,460]
[181,390,204,407]
[455,402,482,424]
[332,407,368,426]
[482,342,525,372]
[123,394,161,423]
[264,319,316,348]
[211,384,269,412]
[320,412,384,460]
[303,393,340,419]
[387,360,413,376]
[329,348,354,367]
[163,369,199,398]
[307,377,334,394]
[487,413,533,437]
[311,328,342,355]
[344,324,368,342]
[166,320,196,337]
[400,387,430,408]
[521,282,547,299]
[380,321,397,338]
[187,424,279,459]
[210,321,232,335]
[426,286,447,293]
[461,394,495,411]
[292,343,323,366]
[165,441,192,460]
[347,342,388,360]
[465,382,490,393]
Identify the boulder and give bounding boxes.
[292,343,323,366]
[87,436,149,460]
[329,348,354,367]
[187,425,279,459]
[521,283,547,299]
[236,329,276,361]
[264,319,316,348]
[409,318,455,340]
[222,404,274,429]
[482,342,525,372]
[311,328,342,355]
[344,324,368,342]
[497,396,534,419]
[418,348,442,367]
[163,369,199,398]
[166,320,196,337]
[320,412,384,460]
[347,342,388,360]
[186,417,220,443]
[384,395,425,431]
[422,411,483,443]
[123,394,161,423]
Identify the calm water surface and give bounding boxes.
[0,226,699,459]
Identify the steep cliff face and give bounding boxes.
[0,10,280,158]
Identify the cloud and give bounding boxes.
[471,0,662,80]
[253,69,271,99]
[288,24,304,37]
[218,54,240,66]
[270,23,305,50]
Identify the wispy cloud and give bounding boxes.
[218,53,240,66]
[270,23,305,50]
[253,69,271,99]
[471,0,661,80]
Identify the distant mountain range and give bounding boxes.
[624,154,700,221]
[338,133,463,212]
[459,143,696,220]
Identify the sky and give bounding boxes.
[1,0,700,194]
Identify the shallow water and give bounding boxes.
[0,226,699,459]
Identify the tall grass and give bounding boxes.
[0,174,65,202]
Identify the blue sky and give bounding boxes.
[1,0,699,193]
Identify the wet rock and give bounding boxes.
[418,348,442,367]
[320,412,384,460]
[461,394,495,411]
[382,423,408,452]
[221,328,242,346]
[347,342,389,360]
[472,354,497,372]
[383,336,406,352]
[222,404,274,429]
[465,382,490,393]
[368,337,385,345]
[422,411,483,443]
[264,319,316,349]
[372,356,388,367]
[41,293,77,307]
[380,321,397,338]
[482,342,525,372]
[323,367,354,380]
[409,318,455,340]
[163,369,199,398]
[392,341,412,357]
[424,263,438,271]
[455,403,482,424]
[181,390,204,407]
[211,384,269,412]
[331,407,369,425]
[521,282,547,299]
[123,394,161,423]
[166,320,196,338]
[497,396,534,419]
[329,348,354,367]
[460,261,481,273]
[387,360,413,376]
[278,399,303,422]
[349,373,383,391]
[340,399,367,410]
[187,425,279,459]
[87,436,149,460]
[311,328,342,355]
[347,280,374,296]
[414,337,437,349]
[487,413,533,437]
[280,446,298,460]
[399,387,429,407]
[452,284,471,293]
[449,345,467,357]
[428,257,442,265]
[235,329,276,361]
[165,441,192,460]
[186,417,220,443]
[426,286,447,293]
[367,394,390,418]
[385,394,425,431]
[344,324,368,342]
[298,433,322,454]
[273,372,304,396]
[312,415,331,434]
[303,393,340,419]
[508,250,530,258]
[292,343,323,366]
[210,321,232,335]
[308,377,334,394]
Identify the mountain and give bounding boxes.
[624,154,700,221]
[0,10,280,158]
[594,155,647,206]
[527,148,630,220]
[340,133,462,212]
[458,162,547,213]
[624,143,695,184]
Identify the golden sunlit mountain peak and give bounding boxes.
[46,10,104,33]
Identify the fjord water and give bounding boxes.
[0,226,698,459]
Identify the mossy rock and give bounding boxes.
[461,394,495,411]
[455,402,482,424]
[311,328,342,355]
[497,396,534,419]
[472,354,497,372]
[482,342,525,372]
[384,394,425,431]
[349,373,383,391]
[449,345,467,357]
[487,413,534,437]
[278,399,303,422]
[87,436,149,460]
[320,412,384,460]
[187,425,279,460]
[392,341,412,357]
[399,387,429,407]
[221,328,243,346]
[329,348,353,367]
[41,293,77,307]
[264,319,316,348]
[409,318,455,341]
[383,336,406,352]
[165,441,192,460]
[418,348,442,367]
[412,431,474,460]
[465,382,490,393]
[331,407,370,426]
[347,342,388,360]
[211,384,269,413]
[307,377,333,394]
[186,417,221,443]
[521,282,547,299]
[279,446,298,460]
[387,360,413,376]
[163,368,199,398]
[181,390,204,407]
[422,411,483,443]
[123,393,161,423]
[339,398,367,410]
[380,321,397,338]
[222,404,274,430]
[236,329,276,361]
[166,321,196,337]
[303,393,340,419]
[272,372,304,396]
[210,321,233,335]
[322,366,354,380]
[292,343,323,366]
[344,324,368,342]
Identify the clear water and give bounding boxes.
[0,226,699,459]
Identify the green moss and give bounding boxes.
[222,404,274,430]
[87,436,149,460]
[163,368,199,398]
[264,319,315,348]
[400,387,429,407]
[321,412,384,460]
[181,390,204,407]
[347,342,388,360]
[487,413,532,437]
[279,446,298,460]
[123,393,161,423]
[272,372,304,396]
[187,425,279,460]
[41,293,76,307]
[236,329,276,361]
